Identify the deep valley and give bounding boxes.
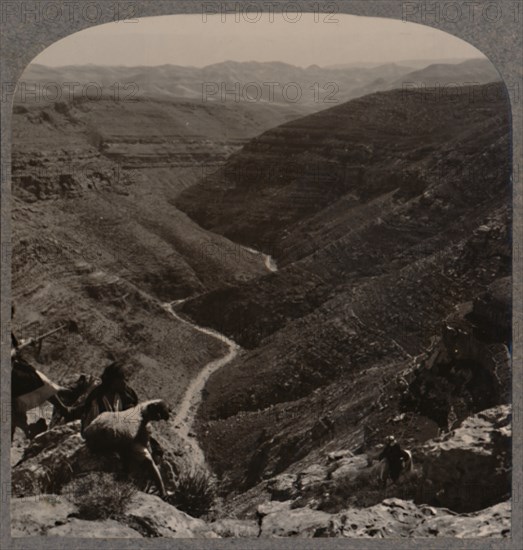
[10,60,512,539]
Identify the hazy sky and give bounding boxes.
[33,13,483,68]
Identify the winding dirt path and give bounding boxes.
[163,249,277,469]
[163,301,239,467]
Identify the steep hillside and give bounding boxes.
[177,80,507,254]
[175,83,510,346]
[172,83,511,492]
[11,95,295,432]
[12,97,284,298]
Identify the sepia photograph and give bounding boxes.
[3,2,518,543]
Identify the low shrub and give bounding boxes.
[167,468,216,518]
[64,472,137,520]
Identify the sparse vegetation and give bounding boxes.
[64,472,137,521]
[167,468,216,518]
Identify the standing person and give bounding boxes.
[79,362,139,434]
[378,435,412,488]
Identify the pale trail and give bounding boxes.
[163,301,239,467]
[164,248,277,469]
[242,245,278,273]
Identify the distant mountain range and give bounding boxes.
[326,56,485,70]
[19,58,499,110]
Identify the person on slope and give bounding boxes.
[73,361,171,495]
[378,435,412,488]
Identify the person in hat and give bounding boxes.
[378,435,412,488]
[79,362,139,435]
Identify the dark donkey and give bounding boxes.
[11,356,72,439]
[11,319,83,440]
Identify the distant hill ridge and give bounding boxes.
[19,58,499,108]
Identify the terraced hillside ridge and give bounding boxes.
[175,83,510,348]
[177,81,508,255]
[173,82,511,494]
[11,95,297,441]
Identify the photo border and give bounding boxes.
[1,0,521,548]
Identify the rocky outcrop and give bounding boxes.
[11,493,217,538]
[123,493,217,538]
[328,455,369,482]
[258,501,330,537]
[260,406,511,519]
[11,495,79,537]
[11,422,185,498]
[470,276,511,341]
[46,519,143,538]
[419,405,511,512]
[403,290,511,429]
[12,492,510,538]
[11,494,142,538]
[267,473,299,501]
[210,519,259,538]
[12,422,116,497]
[10,405,511,538]
[409,501,510,538]
[256,498,510,538]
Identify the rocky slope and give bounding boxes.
[177,81,508,255]
[11,405,511,538]
[12,494,510,538]
[11,94,297,464]
[171,82,511,498]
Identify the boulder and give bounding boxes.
[336,498,431,537]
[11,495,77,536]
[327,450,354,462]
[418,405,511,512]
[210,519,259,537]
[12,422,119,497]
[46,518,143,538]
[329,455,369,482]
[267,473,299,501]
[335,498,510,538]
[11,491,219,538]
[296,464,328,491]
[409,501,510,537]
[257,500,292,518]
[259,504,334,537]
[125,492,218,538]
